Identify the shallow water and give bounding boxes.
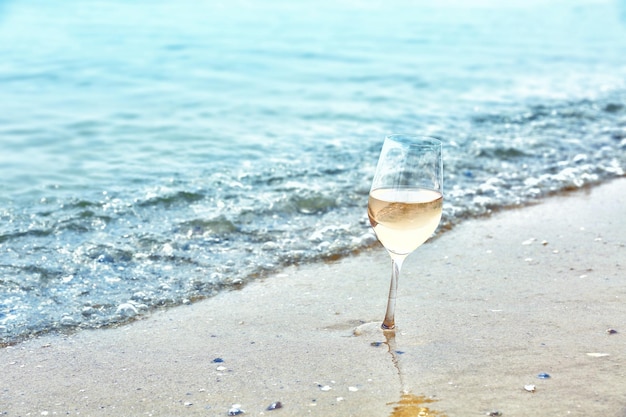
[1,0,626,344]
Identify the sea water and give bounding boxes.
[1,0,625,344]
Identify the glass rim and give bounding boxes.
[385,134,442,147]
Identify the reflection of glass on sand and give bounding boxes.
[383,332,448,417]
[388,393,447,417]
[353,323,447,416]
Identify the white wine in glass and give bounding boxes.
[368,134,443,330]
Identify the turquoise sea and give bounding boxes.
[1,0,626,344]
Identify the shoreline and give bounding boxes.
[1,179,616,350]
[2,178,625,416]
[0,176,622,350]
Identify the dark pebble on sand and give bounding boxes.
[213,357,224,363]
[537,373,550,379]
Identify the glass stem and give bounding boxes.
[382,253,407,330]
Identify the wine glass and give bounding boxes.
[368,134,443,330]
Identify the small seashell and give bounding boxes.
[524,384,536,392]
[228,405,245,415]
[607,328,618,335]
[537,373,550,379]
[587,352,610,357]
[320,385,332,391]
[487,411,502,416]
[212,358,224,363]
[348,386,358,392]
[267,401,283,410]
[216,365,227,371]
[541,240,548,246]
[522,238,535,245]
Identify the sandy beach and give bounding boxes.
[1,178,625,417]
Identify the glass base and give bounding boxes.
[353,321,396,337]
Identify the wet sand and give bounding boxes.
[1,179,625,416]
